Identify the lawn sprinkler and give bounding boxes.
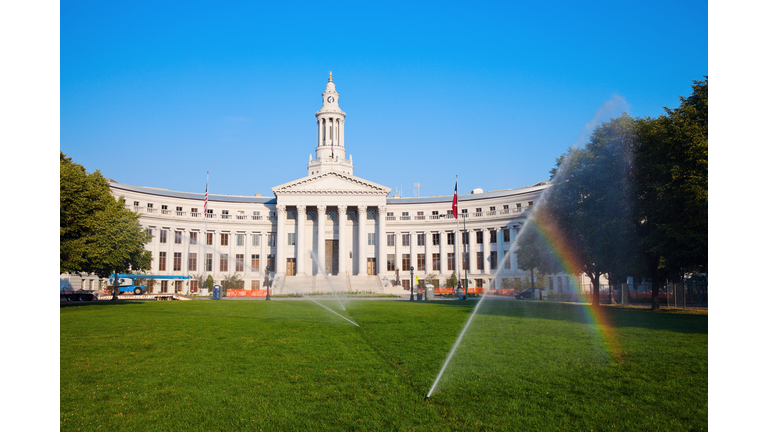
[424,396,430,401]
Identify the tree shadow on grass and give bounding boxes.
[60,299,150,309]
[423,299,707,335]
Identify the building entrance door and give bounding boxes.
[286,258,296,276]
[367,258,376,275]
[324,240,338,275]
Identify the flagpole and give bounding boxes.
[455,175,461,297]
[204,171,209,294]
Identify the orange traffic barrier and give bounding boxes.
[226,289,269,297]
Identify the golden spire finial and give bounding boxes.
[329,71,333,82]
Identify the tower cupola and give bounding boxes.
[308,71,353,176]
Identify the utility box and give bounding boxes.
[212,284,222,300]
[425,284,435,300]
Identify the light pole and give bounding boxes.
[410,266,414,301]
[265,265,271,301]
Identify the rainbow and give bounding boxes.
[523,212,624,364]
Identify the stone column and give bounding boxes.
[317,205,326,275]
[469,228,477,274]
[276,205,286,274]
[357,205,367,275]
[338,204,347,275]
[340,118,345,149]
[296,205,306,276]
[482,228,490,275]
[377,207,386,274]
[425,232,432,274]
[439,231,447,275]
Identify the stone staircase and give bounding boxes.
[277,274,407,295]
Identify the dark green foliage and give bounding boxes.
[205,275,214,290]
[636,78,708,309]
[535,114,639,305]
[60,152,152,298]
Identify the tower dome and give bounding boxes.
[308,72,353,176]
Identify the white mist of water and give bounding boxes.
[572,94,629,148]
[308,250,346,311]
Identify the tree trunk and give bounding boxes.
[592,274,600,307]
[111,269,119,301]
[649,255,661,311]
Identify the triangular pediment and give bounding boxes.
[272,171,391,196]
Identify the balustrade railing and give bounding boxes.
[127,202,526,224]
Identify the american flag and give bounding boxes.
[203,173,208,215]
[452,179,458,219]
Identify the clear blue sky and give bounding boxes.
[59,0,708,198]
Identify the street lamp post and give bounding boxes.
[265,265,271,301]
[410,266,414,301]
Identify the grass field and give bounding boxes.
[60,299,707,431]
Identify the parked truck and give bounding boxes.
[108,274,192,295]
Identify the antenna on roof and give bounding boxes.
[414,182,420,197]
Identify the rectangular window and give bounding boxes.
[432,253,440,271]
[504,250,511,269]
[528,201,533,207]
[146,228,153,237]
[475,279,484,288]
[401,212,409,216]
[477,251,484,270]
[447,252,455,271]
[368,233,376,246]
[158,252,167,271]
[490,230,497,244]
[447,232,455,245]
[190,280,198,291]
[417,233,425,246]
[489,206,495,212]
[503,204,509,210]
[252,234,260,247]
[205,253,213,272]
[176,206,182,212]
[221,233,229,246]
[191,207,198,214]
[475,208,482,213]
[387,212,394,217]
[268,233,276,247]
[490,251,497,270]
[190,232,198,245]
[432,233,440,246]
[160,230,167,244]
[251,254,259,271]
[175,231,182,244]
[503,228,510,243]
[461,209,468,214]
[267,254,275,271]
[402,254,410,272]
[173,252,182,271]
[432,211,438,216]
[417,253,425,271]
[162,205,168,211]
[251,280,259,290]
[387,234,395,247]
[236,254,244,272]
[147,203,153,208]
[161,280,168,293]
[402,234,410,247]
[476,231,483,244]
[220,254,228,272]
[237,234,245,246]
[133,201,139,207]
[207,232,214,246]
[387,254,395,271]
[188,253,197,272]
[288,233,296,246]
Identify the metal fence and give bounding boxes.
[575,282,708,307]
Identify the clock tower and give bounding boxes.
[308,71,353,176]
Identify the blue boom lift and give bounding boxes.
[109,274,192,295]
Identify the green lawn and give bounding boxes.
[60,299,707,431]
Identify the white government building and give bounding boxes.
[79,73,578,295]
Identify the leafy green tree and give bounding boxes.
[60,152,152,300]
[221,273,243,292]
[446,273,458,289]
[515,214,564,290]
[206,275,214,290]
[636,78,708,310]
[542,114,639,306]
